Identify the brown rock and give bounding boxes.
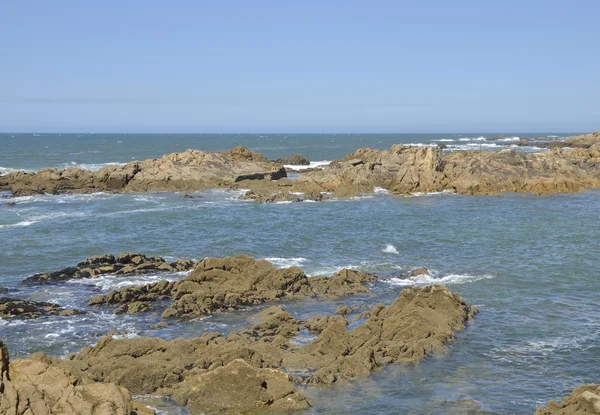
[172,359,310,413]
[0,297,82,319]
[309,269,376,298]
[274,154,311,166]
[535,385,600,414]
[408,267,430,277]
[335,305,353,315]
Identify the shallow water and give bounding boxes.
[1,133,598,414]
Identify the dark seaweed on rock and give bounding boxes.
[0,297,83,319]
[22,252,195,285]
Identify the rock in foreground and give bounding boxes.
[535,385,600,414]
[0,340,153,415]
[22,252,195,285]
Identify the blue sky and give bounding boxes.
[1,1,598,133]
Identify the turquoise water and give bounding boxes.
[1,133,598,414]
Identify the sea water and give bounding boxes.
[1,133,598,414]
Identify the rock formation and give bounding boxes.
[22,253,195,285]
[535,385,600,414]
[274,154,311,166]
[0,147,286,196]
[0,297,82,319]
[0,340,153,415]
[88,255,376,317]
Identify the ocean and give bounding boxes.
[1,133,598,414]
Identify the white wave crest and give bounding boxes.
[66,271,189,291]
[382,244,399,254]
[373,186,389,194]
[387,273,494,286]
[264,257,308,268]
[0,220,39,229]
[62,162,126,172]
[284,160,331,171]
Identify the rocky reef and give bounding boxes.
[0,146,286,197]
[0,298,82,319]
[88,255,376,317]
[536,385,600,414]
[22,252,195,285]
[3,132,600,200]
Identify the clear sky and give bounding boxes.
[1,1,598,133]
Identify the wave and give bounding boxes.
[382,244,399,254]
[61,162,126,172]
[263,257,308,268]
[409,190,455,197]
[0,166,34,175]
[284,160,331,170]
[66,271,189,291]
[386,272,495,286]
[373,186,389,194]
[0,220,38,229]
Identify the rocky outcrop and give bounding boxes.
[274,154,311,166]
[535,385,600,414]
[172,359,310,413]
[0,146,286,196]
[87,255,375,317]
[240,189,303,203]
[22,253,195,285]
[0,297,82,319]
[66,285,475,404]
[0,340,153,415]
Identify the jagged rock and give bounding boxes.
[0,340,150,415]
[408,267,430,278]
[115,301,151,315]
[67,285,475,401]
[0,297,82,319]
[87,256,376,317]
[171,359,310,413]
[309,269,376,299]
[22,253,195,285]
[535,385,600,414]
[274,154,311,166]
[0,146,286,196]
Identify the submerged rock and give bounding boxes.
[0,340,153,415]
[0,146,286,197]
[0,297,83,319]
[535,384,600,414]
[22,252,195,285]
[408,267,430,278]
[88,255,376,317]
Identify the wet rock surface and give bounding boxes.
[1,284,475,413]
[22,252,195,285]
[87,255,376,317]
[535,385,600,415]
[0,297,83,319]
[274,154,311,166]
[0,339,153,415]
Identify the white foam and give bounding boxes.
[437,139,455,142]
[382,244,399,254]
[264,257,308,268]
[373,186,389,194]
[387,273,494,286]
[409,190,455,197]
[498,137,520,142]
[61,162,126,172]
[66,271,189,291]
[284,160,331,171]
[0,166,34,175]
[0,220,38,229]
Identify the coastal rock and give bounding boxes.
[22,253,195,285]
[171,359,310,413]
[87,256,376,317]
[0,147,286,196]
[535,385,600,414]
[68,285,475,399]
[408,267,430,277]
[274,154,311,166]
[240,189,302,203]
[0,297,83,319]
[0,340,149,415]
